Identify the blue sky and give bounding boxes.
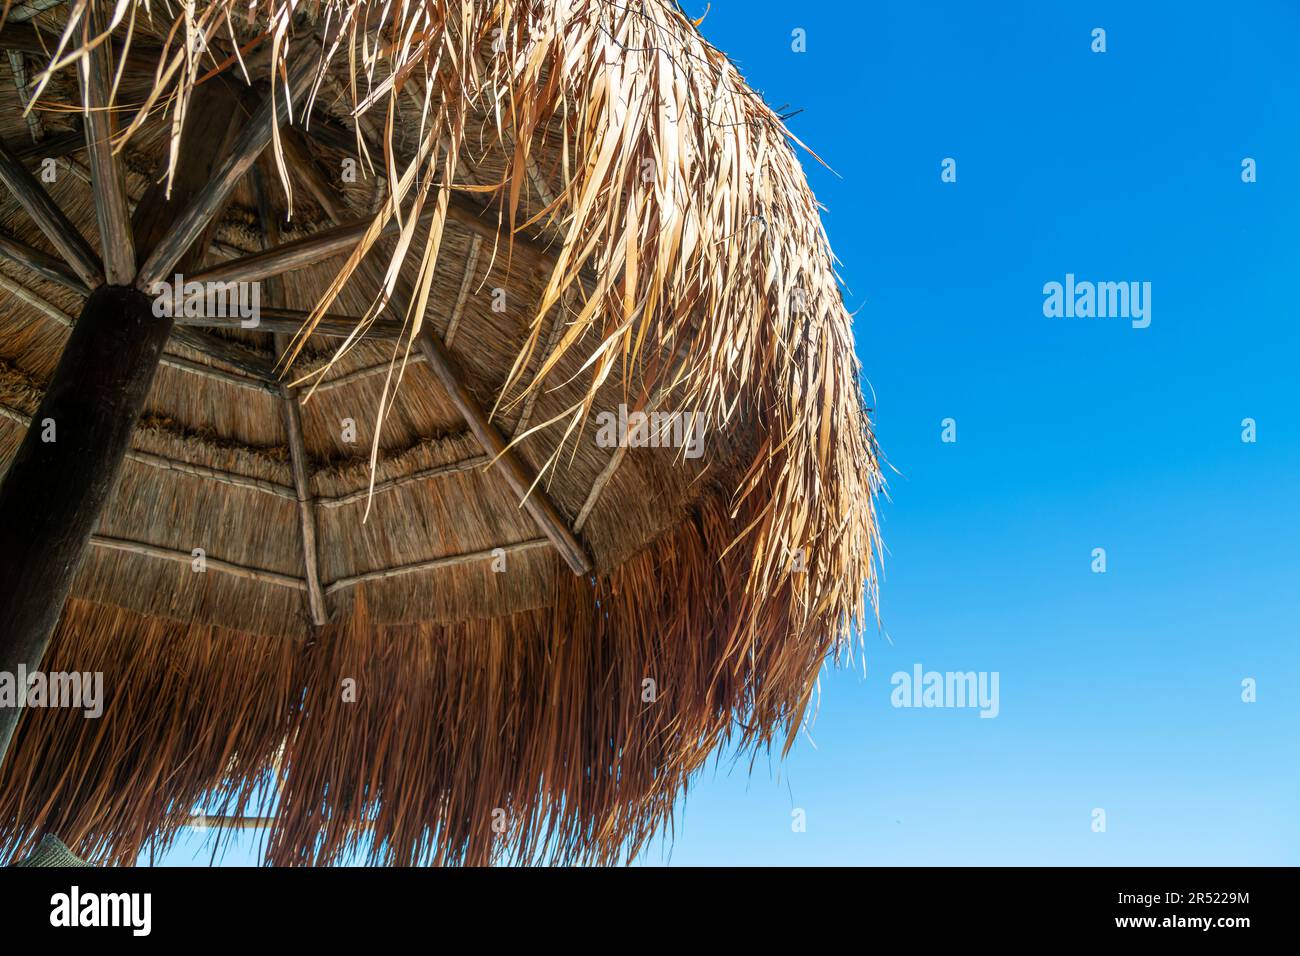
[152,0,1300,865]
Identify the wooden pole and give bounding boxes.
[135,60,318,290]
[0,137,103,288]
[0,285,173,766]
[80,0,136,285]
[0,231,85,289]
[417,328,593,575]
[173,306,403,338]
[252,161,329,627]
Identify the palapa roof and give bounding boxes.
[0,0,880,865]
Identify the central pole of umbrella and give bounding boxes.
[0,285,173,764]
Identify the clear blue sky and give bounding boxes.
[151,0,1300,866]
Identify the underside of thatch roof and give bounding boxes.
[0,0,880,865]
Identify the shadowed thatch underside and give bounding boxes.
[0,0,881,865]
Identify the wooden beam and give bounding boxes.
[169,326,279,383]
[135,59,317,289]
[281,127,345,223]
[0,136,102,288]
[0,230,84,288]
[123,449,296,501]
[187,207,432,286]
[84,533,550,598]
[0,285,171,767]
[79,1,135,284]
[187,185,556,293]
[277,376,329,626]
[174,306,402,339]
[0,270,72,325]
[90,534,305,590]
[130,79,242,269]
[324,539,551,595]
[307,354,426,392]
[252,162,329,627]
[156,351,280,394]
[417,329,592,575]
[120,77,281,386]
[11,128,83,165]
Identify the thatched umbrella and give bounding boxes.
[0,0,880,866]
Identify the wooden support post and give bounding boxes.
[0,285,172,766]
[417,328,592,575]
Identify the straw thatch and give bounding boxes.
[0,0,880,866]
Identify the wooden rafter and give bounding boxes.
[0,230,83,288]
[0,137,102,288]
[197,171,552,290]
[324,539,551,595]
[79,1,135,284]
[135,58,317,289]
[83,534,555,598]
[281,127,345,224]
[10,128,82,164]
[91,534,306,591]
[316,454,488,509]
[417,328,592,575]
[174,306,404,339]
[274,381,329,624]
[253,162,329,628]
[307,354,426,392]
[189,206,435,286]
